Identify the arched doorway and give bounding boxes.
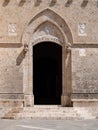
[33,42,62,105]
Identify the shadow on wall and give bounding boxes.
[34,0,42,7]
[81,0,88,8]
[2,0,10,7]
[18,0,26,7]
[16,50,26,66]
[16,44,28,65]
[49,0,57,7]
[65,0,73,7]
[3,0,26,7]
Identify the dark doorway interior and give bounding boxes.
[33,42,62,105]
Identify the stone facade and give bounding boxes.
[0,0,98,107]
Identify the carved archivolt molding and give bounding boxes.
[22,8,73,45]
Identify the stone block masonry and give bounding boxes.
[0,0,98,107]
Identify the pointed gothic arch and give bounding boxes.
[22,8,73,45]
[22,8,73,107]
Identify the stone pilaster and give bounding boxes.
[24,94,34,107]
[61,46,72,106]
[24,43,34,107]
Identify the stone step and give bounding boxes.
[1,106,98,120]
[0,108,12,118]
[15,106,95,120]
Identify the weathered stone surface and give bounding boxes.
[72,48,98,99]
[0,48,23,95]
[0,0,98,107]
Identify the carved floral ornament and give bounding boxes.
[3,0,97,8]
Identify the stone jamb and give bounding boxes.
[23,35,72,107]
